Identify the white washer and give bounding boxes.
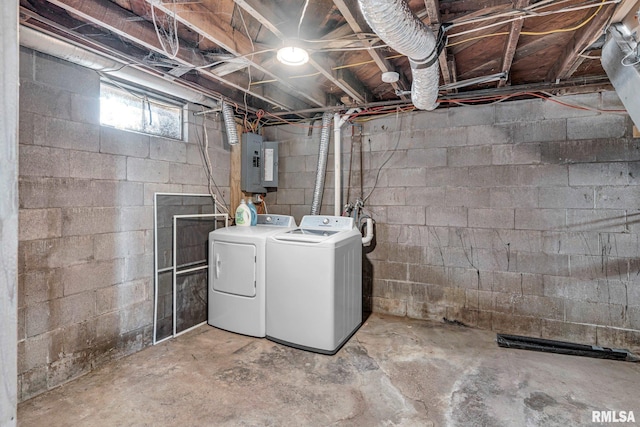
[266,215,362,354]
[208,214,296,337]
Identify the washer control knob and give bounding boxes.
[266,216,272,223]
[323,218,330,224]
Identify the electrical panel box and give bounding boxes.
[241,133,278,193]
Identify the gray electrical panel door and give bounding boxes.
[241,133,279,193]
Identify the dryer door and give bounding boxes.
[212,241,256,297]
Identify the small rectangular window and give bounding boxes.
[100,82,183,140]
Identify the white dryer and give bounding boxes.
[266,215,362,354]
[208,214,296,337]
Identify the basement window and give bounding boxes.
[100,82,184,140]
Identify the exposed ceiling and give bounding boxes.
[18,0,637,122]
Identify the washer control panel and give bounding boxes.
[257,214,296,227]
[299,215,354,230]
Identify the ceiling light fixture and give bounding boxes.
[277,40,309,66]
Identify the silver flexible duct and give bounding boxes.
[358,0,440,110]
[310,112,333,215]
[221,102,239,145]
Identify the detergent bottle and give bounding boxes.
[235,199,251,226]
[247,199,258,226]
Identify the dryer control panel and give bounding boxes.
[257,214,296,227]
[299,215,354,230]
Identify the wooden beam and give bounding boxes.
[45,0,311,111]
[143,0,327,108]
[498,0,528,87]
[423,0,456,88]
[232,0,372,103]
[546,3,617,82]
[332,0,410,99]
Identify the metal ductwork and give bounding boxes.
[358,0,440,110]
[221,102,239,145]
[19,26,219,108]
[310,112,333,215]
[602,23,640,129]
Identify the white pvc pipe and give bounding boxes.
[362,218,374,246]
[334,113,341,216]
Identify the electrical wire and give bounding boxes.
[150,0,180,60]
[298,0,310,39]
[363,109,403,203]
[447,0,608,48]
[196,108,230,214]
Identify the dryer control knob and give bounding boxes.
[323,218,329,224]
[266,216,272,223]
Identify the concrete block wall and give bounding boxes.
[17,48,229,401]
[264,91,640,353]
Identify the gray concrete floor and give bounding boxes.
[18,314,640,426]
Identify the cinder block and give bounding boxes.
[565,300,623,325]
[21,235,93,270]
[468,165,517,187]
[21,330,63,372]
[567,115,627,140]
[515,208,565,231]
[490,187,538,208]
[540,320,597,345]
[568,163,628,186]
[36,116,100,152]
[18,366,48,401]
[493,271,543,296]
[408,264,447,286]
[280,171,315,189]
[448,104,495,126]
[20,47,34,80]
[62,207,119,236]
[566,209,628,233]
[94,231,146,261]
[496,98,545,123]
[118,206,153,232]
[514,295,564,320]
[570,254,628,281]
[62,319,97,353]
[366,187,407,206]
[539,187,594,209]
[492,143,541,165]
[595,186,640,209]
[517,165,568,187]
[62,259,124,295]
[374,261,408,281]
[516,252,569,276]
[276,188,306,205]
[19,145,70,178]
[386,206,425,225]
[92,181,144,207]
[123,253,154,282]
[95,311,119,342]
[97,279,148,314]
[404,109,451,130]
[448,267,478,289]
[169,163,207,185]
[448,145,492,167]
[466,124,512,146]
[127,157,170,183]
[35,52,99,95]
[511,119,567,143]
[142,183,183,205]
[119,301,153,334]
[20,80,72,121]
[424,167,468,187]
[598,232,640,258]
[372,297,407,317]
[150,137,187,163]
[70,94,100,125]
[407,301,446,321]
[406,187,444,207]
[386,244,423,264]
[542,93,600,119]
[469,208,514,229]
[277,155,306,173]
[542,231,599,255]
[22,269,64,306]
[420,127,468,148]
[19,208,62,241]
[366,150,408,170]
[491,312,542,337]
[426,206,467,227]
[100,127,150,158]
[386,168,427,187]
[69,151,126,180]
[595,326,640,355]
[405,148,447,168]
[385,281,412,301]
